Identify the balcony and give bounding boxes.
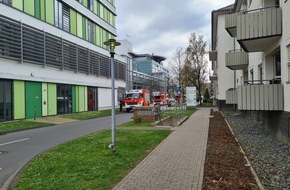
[225,50,249,70]
[237,83,283,111]
[209,74,218,81]
[209,50,217,61]
[225,12,240,37]
[237,6,282,52]
[226,88,237,104]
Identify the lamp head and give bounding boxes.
[104,39,121,54]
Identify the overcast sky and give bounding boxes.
[115,0,234,65]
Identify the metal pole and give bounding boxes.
[110,52,116,154]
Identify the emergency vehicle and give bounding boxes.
[174,93,186,103]
[174,93,180,103]
[124,89,150,112]
[152,91,169,105]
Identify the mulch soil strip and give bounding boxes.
[202,110,259,190]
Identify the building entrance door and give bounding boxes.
[0,80,12,121]
[25,82,42,119]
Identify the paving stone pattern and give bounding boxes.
[113,108,210,190]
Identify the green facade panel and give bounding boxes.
[42,83,48,116]
[48,83,57,115]
[75,86,79,112]
[40,0,45,21]
[78,86,85,112]
[12,0,23,10]
[13,81,25,119]
[45,0,54,25]
[83,0,88,7]
[77,13,83,38]
[25,82,42,119]
[35,0,41,19]
[70,9,77,35]
[24,0,35,16]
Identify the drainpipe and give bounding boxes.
[233,38,236,112]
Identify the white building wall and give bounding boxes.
[98,88,116,110]
[0,58,125,88]
[216,14,235,100]
[247,52,263,82]
[281,1,290,111]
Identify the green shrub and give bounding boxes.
[133,115,142,123]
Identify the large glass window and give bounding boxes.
[0,80,12,121]
[88,87,98,111]
[57,84,72,114]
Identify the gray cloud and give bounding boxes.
[116,0,234,64]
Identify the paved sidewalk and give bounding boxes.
[113,108,210,190]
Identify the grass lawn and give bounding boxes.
[13,129,171,190]
[0,121,52,134]
[199,102,213,107]
[118,120,153,127]
[118,109,195,128]
[161,109,195,118]
[59,109,121,120]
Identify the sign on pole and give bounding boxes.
[186,86,196,108]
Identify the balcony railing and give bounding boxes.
[209,74,218,81]
[225,50,249,70]
[225,12,240,37]
[226,88,237,104]
[237,81,283,111]
[236,6,282,52]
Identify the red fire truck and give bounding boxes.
[152,91,169,105]
[124,89,150,112]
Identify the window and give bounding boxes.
[250,69,254,84]
[54,0,63,29]
[258,64,263,84]
[88,20,95,43]
[88,0,93,11]
[63,4,70,32]
[274,53,281,78]
[0,0,11,5]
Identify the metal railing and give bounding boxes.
[244,78,281,85]
[153,103,187,126]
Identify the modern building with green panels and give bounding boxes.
[0,0,126,121]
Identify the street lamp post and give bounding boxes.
[103,39,121,154]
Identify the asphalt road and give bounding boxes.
[0,113,133,189]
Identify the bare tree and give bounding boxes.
[183,32,208,103]
[168,47,185,88]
